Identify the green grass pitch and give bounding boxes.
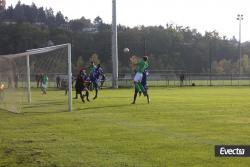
[0,87,250,166]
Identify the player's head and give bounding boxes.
[90,61,95,65]
[0,82,4,90]
[97,64,101,68]
[143,56,148,62]
[80,68,85,73]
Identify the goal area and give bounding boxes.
[0,44,72,113]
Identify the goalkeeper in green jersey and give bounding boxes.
[87,61,97,91]
[41,74,48,94]
[88,61,96,75]
[132,56,149,104]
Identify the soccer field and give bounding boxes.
[0,87,250,167]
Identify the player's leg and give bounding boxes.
[93,82,98,100]
[85,82,91,91]
[147,94,150,104]
[133,72,143,103]
[145,89,150,104]
[74,85,79,99]
[93,89,98,100]
[79,91,85,103]
[82,90,89,102]
[134,82,141,92]
[42,88,46,94]
[89,82,93,91]
[142,81,150,103]
[82,83,90,102]
[41,86,45,94]
[138,82,145,93]
[100,81,104,89]
[131,89,139,104]
[133,72,143,92]
[85,90,90,102]
[44,87,47,94]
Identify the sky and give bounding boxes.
[6,0,250,42]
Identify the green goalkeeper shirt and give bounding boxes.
[136,60,148,73]
[88,64,96,74]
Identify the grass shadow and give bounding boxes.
[22,110,67,115]
[0,107,20,114]
[101,96,131,99]
[22,101,68,115]
[23,101,66,109]
[77,103,144,111]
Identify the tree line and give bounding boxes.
[0,1,250,74]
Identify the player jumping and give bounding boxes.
[131,56,150,104]
[90,64,104,100]
[74,69,90,103]
[132,68,150,104]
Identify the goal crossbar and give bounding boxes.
[0,43,69,59]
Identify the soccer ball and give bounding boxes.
[123,48,130,53]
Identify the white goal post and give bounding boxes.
[0,43,72,112]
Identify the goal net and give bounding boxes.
[0,44,72,113]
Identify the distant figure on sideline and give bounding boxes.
[180,73,185,87]
[61,79,68,95]
[35,74,40,88]
[56,75,61,88]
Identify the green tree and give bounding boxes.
[55,11,65,26]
